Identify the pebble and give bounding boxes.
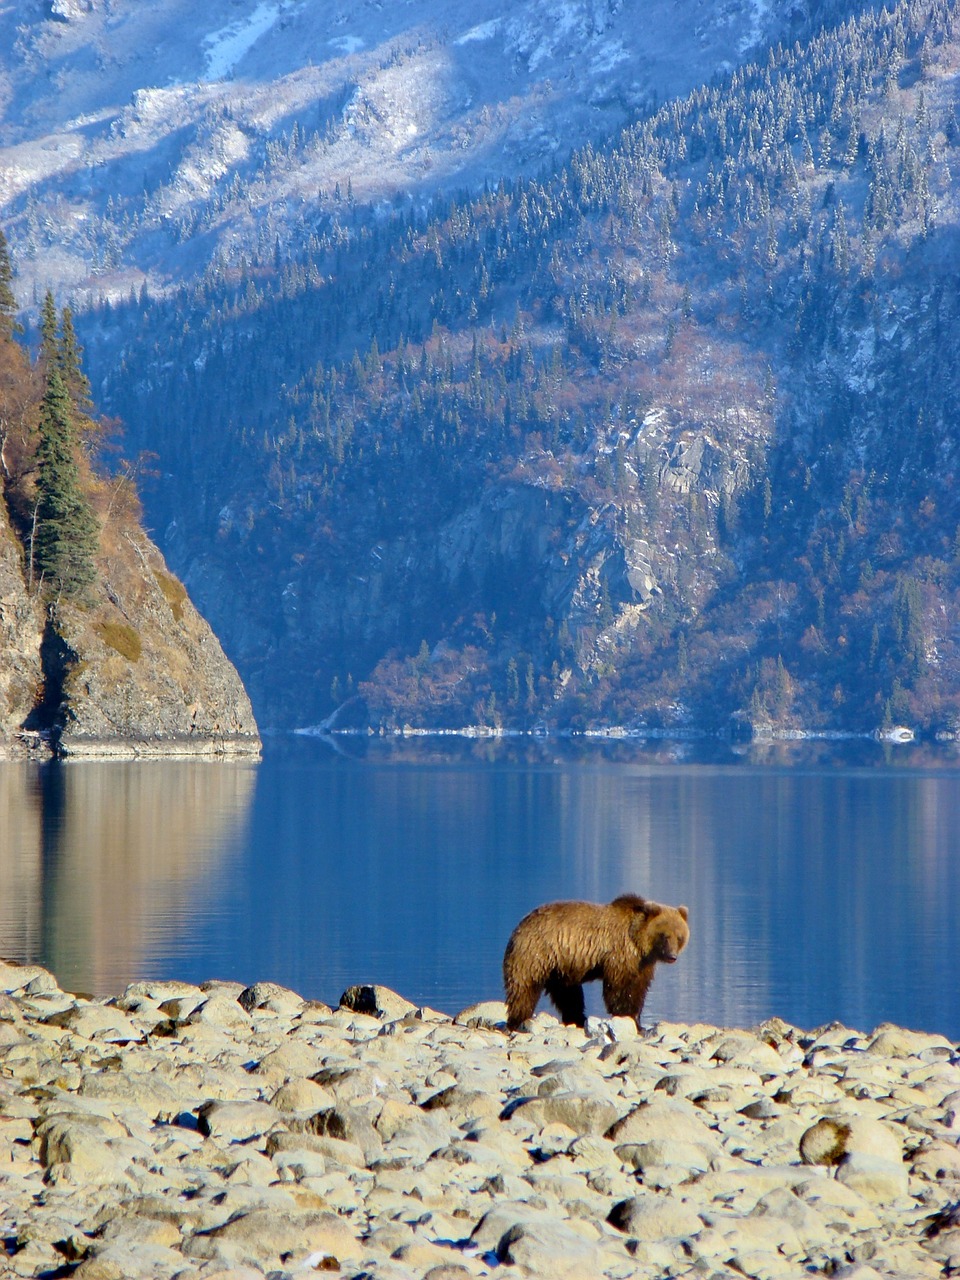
[0,958,957,1279]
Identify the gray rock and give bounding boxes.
[253,1038,324,1082]
[78,1068,187,1121]
[119,979,205,1006]
[238,981,305,1014]
[749,1186,835,1252]
[0,962,59,994]
[470,1202,555,1251]
[835,1152,910,1203]
[421,1083,504,1125]
[52,534,260,759]
[497,1217,605,1276]
[35,1112,133,1183]
[186,995,252,1031]
[607,1194,703,1242]
[339,984,417,1020]
[182,1207,358,1265]
[196,1100,281,1141]
[270,1077,334,1113]
[310,1063,389,1101]
[504,1091,622,1136]
[865,1026,955,1058]
[287,1104,384,1164]
[271,1147,328,1181]
[44,1002,143,1043]
[793,1175,882,1231]
[453,1001,508,1031]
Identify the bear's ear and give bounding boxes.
[637,899,663,919]
[678,905,689,921]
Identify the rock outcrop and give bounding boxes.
[0,502,43,745]
[0,496,259,758]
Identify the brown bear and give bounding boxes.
[502,894,689,1031]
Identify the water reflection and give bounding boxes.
[0,761,256,996]
[1,740,958,1037]
[188,739,960,1037]
[0,767,43,964]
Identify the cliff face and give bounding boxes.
[0,501,43,744]
[0,496,260,759]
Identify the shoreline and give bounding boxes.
[0,730,262,762]
[1,962,958,1279]
[301,722,923,746]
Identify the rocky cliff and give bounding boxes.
[0,498,43,745]
[0,492,260,759]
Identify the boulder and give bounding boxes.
[607,1194,703,1241]
[799,1116,903,1166]
[835,1152,910,1203]
[339,985,417,1020]
[504,1091,622,1137]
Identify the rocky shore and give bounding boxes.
[1,962,958,1280]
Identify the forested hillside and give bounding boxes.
[81,0,960,736]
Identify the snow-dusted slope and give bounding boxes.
[0,0,800,304]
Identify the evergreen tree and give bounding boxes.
[0,228,17,341]
[32,366,99,597]
[39,289,58,363]
[56,306,92,411]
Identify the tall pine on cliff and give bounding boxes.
[32,364,98,598]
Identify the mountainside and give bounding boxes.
[70,0,960,740]
[0,0,856,305]
[0,285,260,758]
[3,0,957,742]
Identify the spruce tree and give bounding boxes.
[39,288,58,361]
[32,365,99,598]
[56,305,92,411]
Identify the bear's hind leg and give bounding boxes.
[505,978,542,1031]
[545,976,586,1027]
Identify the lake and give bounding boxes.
[1,734,959,1038]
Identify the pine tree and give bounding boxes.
[0,228,17,340]
[32,366,99,597]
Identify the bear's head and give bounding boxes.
[629,900,690,965]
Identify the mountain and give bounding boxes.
[7,0,960,740]
[1,0,854,304]
[0,288,260,758]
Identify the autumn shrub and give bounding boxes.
[154,570,187,621]
[95,619,142,662]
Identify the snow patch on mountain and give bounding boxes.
[330,35,367,54]
[0,0,801,306]
[455,20,502,46]
[740,0,773,55]
[204,2,284,81]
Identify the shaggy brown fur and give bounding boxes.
[503,894,689,1031]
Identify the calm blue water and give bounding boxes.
[1,734,959,1038]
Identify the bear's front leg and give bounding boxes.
[546,976,586,1026]
[602,968,654,1029]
